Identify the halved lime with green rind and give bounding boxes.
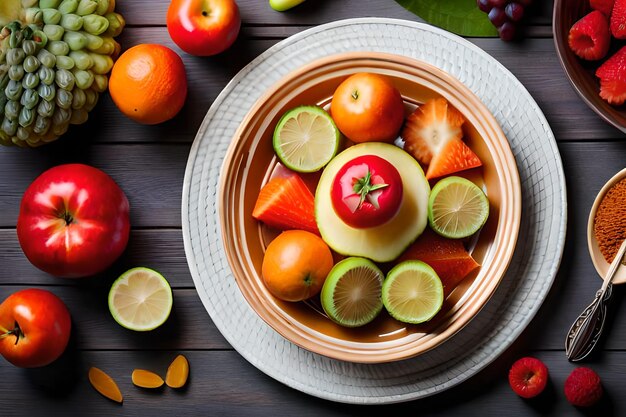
[428,176,489,239]
[382,260,444,324]
[108,267,173,332]
[272,105,340,173]
[321,257,384,328]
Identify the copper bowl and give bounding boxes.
[219,52,522,363]
[554,0,626,133]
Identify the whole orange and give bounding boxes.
[261,230,334,302]
[330,72,405,143]
[109,44,188,125]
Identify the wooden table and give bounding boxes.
[2,1,626,415]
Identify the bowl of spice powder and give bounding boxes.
[588,168,626,284]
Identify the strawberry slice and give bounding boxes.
[568,11,611,61]
[611,0,626,38]
[252,170,319,235]
[596,46,626,105]
[401,98,482,180]
[396,228,480,296]
[591,0,615,16]
[426,137,483,180]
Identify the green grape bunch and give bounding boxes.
[0,0,124,147]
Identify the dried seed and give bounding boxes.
[131,369,164,389]
[165,354,189,389]
[88,367,123,403]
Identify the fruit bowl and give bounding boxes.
[219,52,521,363]
[553,0,626,134]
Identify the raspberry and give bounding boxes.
[508,357,549,398]
[564,367,603,407]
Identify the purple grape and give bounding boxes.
[498,22,517,41]
[477,0,491,13]
[517,0,533,6]
[505,3,524,21]
[489,0,507,7]
[488,7,507,27]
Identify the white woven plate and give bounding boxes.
[182,18,567,404]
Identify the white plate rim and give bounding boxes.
[181,17,567,404]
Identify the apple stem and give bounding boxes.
[63,212,74,225]
[0,322,22,345]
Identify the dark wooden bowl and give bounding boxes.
[553,0,626,134]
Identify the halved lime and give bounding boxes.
[273,105,340,173]
[320,257,384,327]
[108,267,173,332]
[428,176,489,239]
[382,261,444,324]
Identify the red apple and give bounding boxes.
[0,289,71,368]
[17,164,130,278]
[167,0,241,56]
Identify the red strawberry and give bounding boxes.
[508,357,549,399]
[252,170,319,235]
[568,11,611,61]
[401,98,482,180]
[611,0,626,38]
[397,228,479,296]
[591,0,615,16]
[596,46,626,105]
[564,367,603,407]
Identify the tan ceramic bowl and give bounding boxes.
[554,0,626,133]
[219,52,521,363]
[588,168,626,284]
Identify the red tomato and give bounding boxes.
[330,73,405,143]
[167,0,241,56]
[331,155,403,228]
[0,289,71,368]
[17,164,130,278]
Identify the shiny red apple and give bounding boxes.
[167,0,241,56]
[0,289,71,368]
[17,164,130,278]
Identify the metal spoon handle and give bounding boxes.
[565,238,626,362]
[565,283,612,362]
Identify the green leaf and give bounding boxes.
[395,0,498,37]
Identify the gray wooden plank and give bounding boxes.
[0,350,624,416]
[115,0,553,27]
[0,143,189,228]
[523,141,626,351]
[0,230,193,288]
[0,286,229,350]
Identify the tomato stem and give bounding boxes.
[353,169,388,210]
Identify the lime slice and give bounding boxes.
[427,176,489,239]
[273,105,340,173]
[108,267,173,331]
[382,261,444,324]
[320,257,384,327]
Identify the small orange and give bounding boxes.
[330,72,405,143]
[261,230,334,302]
[109,44,187,125]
